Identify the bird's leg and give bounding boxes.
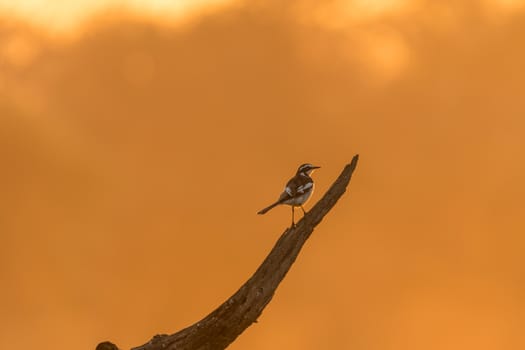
[291,206,295,227]
[300,205,306,215]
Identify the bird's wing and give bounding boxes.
[279,175,312,201]
[295,178,313,194]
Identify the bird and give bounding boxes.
[258,163,320,227]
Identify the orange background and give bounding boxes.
[1,1,525,349]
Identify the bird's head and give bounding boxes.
[296,163,321,176]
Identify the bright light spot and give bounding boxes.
[296,0,415,30]
[488,0,525,11]
[0,0,237,34]
[294,0,413,83]
[356,28,411,83]
[2,34,39,67]
[351,0,415,18]
[485,0,525,14]
[481,0,525,22]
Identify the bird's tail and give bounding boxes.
[257,201,281,215]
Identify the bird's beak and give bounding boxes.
[312,166,321,169]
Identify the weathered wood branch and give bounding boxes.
[102,155,359,350]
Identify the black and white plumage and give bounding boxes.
[257,163,320,227]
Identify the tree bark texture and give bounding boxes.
[107,155,359,350]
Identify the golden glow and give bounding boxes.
[353,27,410,83]
[2,1,525,350]
[295,0,415,30]
[292,0,415,85]
[0,0,236,33]
[487,0,525,11]
[2,33,39,67]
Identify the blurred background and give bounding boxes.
[1,0,525,349]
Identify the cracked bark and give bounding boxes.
[101,154,359,350]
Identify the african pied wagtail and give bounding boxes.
[257,163,320,227]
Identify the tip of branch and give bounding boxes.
[347,154,359,170]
